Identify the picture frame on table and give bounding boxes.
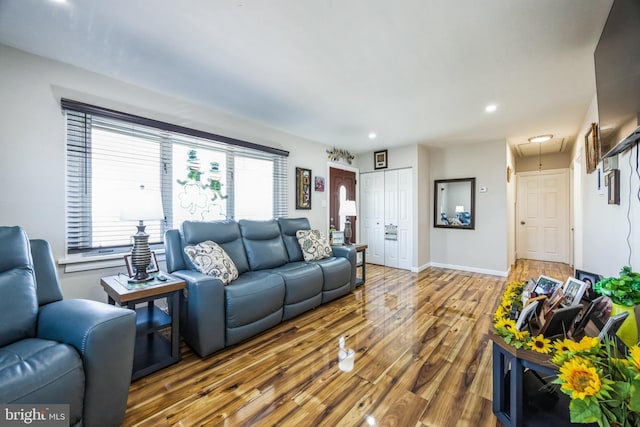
[374,150,388,170]
[598,311,629,343]
[542,288,565,318]
[533,275,563,296]
[575,269,602,301]
[521,277,537,305]
[562,277,588,306]
[332,231,345,245]
[124,251,159,277]
[516,300,540,331]
[295,167,312,209]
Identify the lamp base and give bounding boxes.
[344,219,352,246]
[127,275,154,284]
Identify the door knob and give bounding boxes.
[520,221,526,225]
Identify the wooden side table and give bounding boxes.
[352,244,368,286]
[100,274,186,380]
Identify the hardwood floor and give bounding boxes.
[123,260,573,427]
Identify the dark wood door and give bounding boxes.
[329,167,357,243]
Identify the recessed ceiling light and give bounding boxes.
[51,0,68,3]
[485,104,497,113]
[528,134,553,143]
[368,132,376,139]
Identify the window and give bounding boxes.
[64,99,289,255]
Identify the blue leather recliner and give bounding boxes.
[0,226,136,427]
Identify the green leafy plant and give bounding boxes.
[594,266,640,307]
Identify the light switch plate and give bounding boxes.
[479,187,487,193]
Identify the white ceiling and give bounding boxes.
[0,0,613,155]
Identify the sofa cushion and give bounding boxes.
[184,240,239,285]
[224,271,285,345]
[239,219,289,270]
[276,217,311,262]
[269,262,323,320]
[0,227,38,348]
[296,229,332,261]
[0,338,84,425]
[181,220,250,274]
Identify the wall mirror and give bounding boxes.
[434,178,476,229]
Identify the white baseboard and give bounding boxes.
[411,263,431,273]
[428,262,508,277]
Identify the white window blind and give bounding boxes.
[63,99,289,255]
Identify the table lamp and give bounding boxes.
[339,200,357,245]
[121,185,164,283]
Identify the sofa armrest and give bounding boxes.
[37,299,135,427]
[331,245,357,291]
[171,270,226,357]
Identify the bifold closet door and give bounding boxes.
[361,168,412,269]
[361,171,385,265]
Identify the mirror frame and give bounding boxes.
[433,177,476,230]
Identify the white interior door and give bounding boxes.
[384,170,399,268]
[361,171,385,265]
[516,170,569,262]
[397,168,413,270]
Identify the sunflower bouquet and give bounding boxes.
[494,281,640,426]
[552,336,640,427]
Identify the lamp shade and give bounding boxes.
[120,185,164,221]
[339,200,357,217]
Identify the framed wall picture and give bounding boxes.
[124,251,159,277]
[584,122,599,174]
[314,176,325,192]
[296,167,312,209]
[374,150,388,170]
[606,169,620,205]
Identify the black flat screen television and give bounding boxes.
[594,0,640,158]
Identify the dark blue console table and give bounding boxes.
[491,331,591,427]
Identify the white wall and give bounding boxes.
[572,94,640,276]
[430,140,508,275]
[506,144,516,270]
[0,45,353,300]
[417,145,430,269]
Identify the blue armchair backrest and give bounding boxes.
[0,226,39,347]
[30,239,64,306]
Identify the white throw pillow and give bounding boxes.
[296,229,332,261]
[183,240,239,285]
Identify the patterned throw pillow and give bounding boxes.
[296,229,332,261]
[183,240,239,285]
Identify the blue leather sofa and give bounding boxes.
[0,226,136,427]
[164,218,356,357]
